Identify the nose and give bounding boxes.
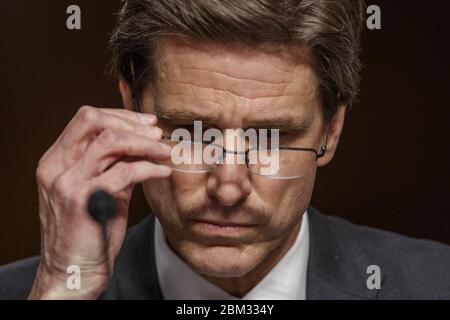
[206,163,252,206]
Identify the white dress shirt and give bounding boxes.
[155,211,310,300]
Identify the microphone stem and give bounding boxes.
[102,225,112,277]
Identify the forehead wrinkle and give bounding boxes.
[155,42,312,101]
[155,37,298,82]
[158,62,298,101]
[176,67,291,85]
[171,80,303,101]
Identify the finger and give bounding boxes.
[40,107,162,180]
[61,106,162,145]
[90,161,172,194]
[71,128,173,178]
[98,108,157,126]
[96,110,163,140]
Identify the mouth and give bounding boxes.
[190,219,258,238]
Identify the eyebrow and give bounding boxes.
[154,107,219,125]
[155,105,312,131]
[246,116,312,131]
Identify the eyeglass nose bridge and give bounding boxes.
[213,146,251,167]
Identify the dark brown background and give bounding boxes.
[1,1,449,266]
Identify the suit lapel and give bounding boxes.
[306,207,378,300]
[101,215,163,300]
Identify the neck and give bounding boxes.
[202,220,302,298]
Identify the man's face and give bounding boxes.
[138,37,331,278]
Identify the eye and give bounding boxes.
[265,130,290,140]
[177,124,195,132]
[269,130,288,136]
[175,124,214,135]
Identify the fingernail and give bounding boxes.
[138,113,157,124]
[158,165,172,176]
[148,127,163,137]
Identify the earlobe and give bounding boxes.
[119,79,134,111]
[317,105,347,167]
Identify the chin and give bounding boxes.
[179,242,266,278]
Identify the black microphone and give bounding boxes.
[87,190,117,276]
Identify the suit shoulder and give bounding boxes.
[100,215,162,299]
[0,256,40,300]
[315,210,450,298]
[323,212,450,253]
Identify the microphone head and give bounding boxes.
[87,190,117,225]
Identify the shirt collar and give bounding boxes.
[155,211,310,300]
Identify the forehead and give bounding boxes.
[150,36,321,128]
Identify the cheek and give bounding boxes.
[142,173,206,220]
[171,172,204,194]
[170,173,208,215]
[253,173,316,232]
[141,179,172,217]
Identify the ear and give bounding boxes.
[317,105,347,167]
[119,78,134,111]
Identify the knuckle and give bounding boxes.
[36,151,55,187]
[116,162,133,179]
[36,163,48,184]
[52,174,71,200]
[97,128,119,147]
[122,138,136,154]
[77,105,99,123]
[120,108,140,122]
[36,158,49,183]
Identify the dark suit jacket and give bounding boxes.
[1,207,449,299]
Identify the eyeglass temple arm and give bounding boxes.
[316,126,330,159]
